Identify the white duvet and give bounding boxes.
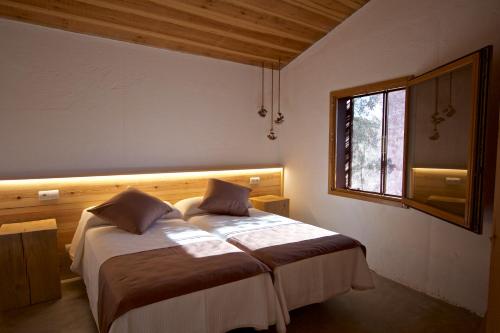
[188,208,375,324]
[69,210,285,333]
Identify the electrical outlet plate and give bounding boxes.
[445,177,462,184]
[249,176,261,185]
[38,189,60,201]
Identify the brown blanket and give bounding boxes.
[98,240,270,333]
[227,223,366,269]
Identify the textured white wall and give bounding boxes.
[0,19,278,179]
[279,0,500,315]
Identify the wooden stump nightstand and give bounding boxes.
[250,195,290,217]
[0,219,61,310]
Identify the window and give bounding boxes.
[342,89,406,196]
[329,77,409,206]
[329,46,494,233]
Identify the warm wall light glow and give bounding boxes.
[0,167,283,187]
[412,168,467,175]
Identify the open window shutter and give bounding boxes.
[402,46,493,233]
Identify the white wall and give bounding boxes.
[279,0,500,315]
[0,19,278,179]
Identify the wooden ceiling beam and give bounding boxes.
[154,0,322,44]
[0,1,283,68]
[0,0,369,69]
[335,0,367,11]
[224,0,336,32]
[284,0,352,21]
[22,0,297,62]
[83,0,307,54]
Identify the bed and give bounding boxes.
[69,209,285,333]
[178,198,375,324]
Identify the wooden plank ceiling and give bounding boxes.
[0,0,369,69]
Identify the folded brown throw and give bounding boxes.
[227,223,366,270]
[98,240,270,333]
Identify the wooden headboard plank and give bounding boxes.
[0,172,281,209]
[0,167,283,279]
[0,182,281,210]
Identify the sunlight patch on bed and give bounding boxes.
[161,226,215,245]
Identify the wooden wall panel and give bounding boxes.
[0,167,284,279]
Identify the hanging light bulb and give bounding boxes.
[268,63,277,140]
[258,107,268,117]
[275,58,284,125]
[257,63,268,117]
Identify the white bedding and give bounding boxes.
[69,210,285,333]
[188,209,375,324]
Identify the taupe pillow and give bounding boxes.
[199,179,251,216]
[88,188,171,234]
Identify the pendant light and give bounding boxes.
[267,64,277,140]
[443,72,456,117]
[257,63,268,117]
[429,77,444,140]
[275,58,284,124]
[429,72,456,141]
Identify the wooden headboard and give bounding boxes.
[410,168,467,201]
[0,166,283,278]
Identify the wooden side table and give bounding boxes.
[0,219,61,310]
[250,195,290,217]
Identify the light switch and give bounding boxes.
[249,177,261,185]
[38,189,60,201]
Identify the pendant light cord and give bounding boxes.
[271,64,274,131]
[261,63,265,108]
[449,71,453,106]
[278,59,280,116]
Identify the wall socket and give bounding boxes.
[38,189,60,201]
[445,177,462,185]
[249,176,261,185]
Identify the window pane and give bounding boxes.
[406,65,472,218]
[350,93,383,192]
[385,90,406,196]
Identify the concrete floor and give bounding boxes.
[0,272,482,333]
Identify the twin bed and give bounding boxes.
[69,187,374,333]
[70,210,284,333]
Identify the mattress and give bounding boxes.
[69,210,285,333]
[188,209,375,323]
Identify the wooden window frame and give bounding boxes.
[402,48,492,233]
[328,77,411,207]
[328,47,494,234]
